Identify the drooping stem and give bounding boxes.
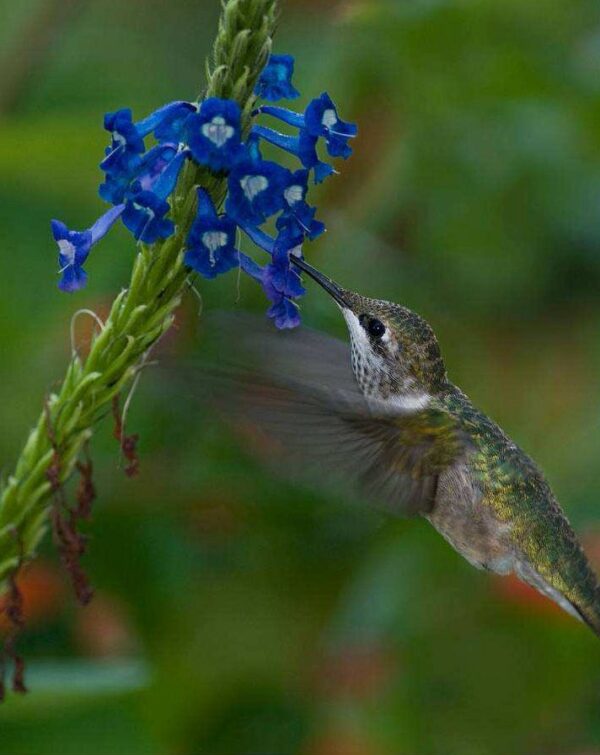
[0,0,278,585]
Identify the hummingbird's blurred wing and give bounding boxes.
[184,314,469,516]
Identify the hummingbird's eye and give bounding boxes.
[367,318,385,339]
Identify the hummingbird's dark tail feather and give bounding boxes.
[572,594,600,637]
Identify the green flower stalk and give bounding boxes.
[0,0,278,588]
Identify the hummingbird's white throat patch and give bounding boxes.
[342,309,431,407]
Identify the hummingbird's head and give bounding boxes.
[293,258,448,400]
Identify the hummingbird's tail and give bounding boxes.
[515,559,600,638]
[572,591,600,637]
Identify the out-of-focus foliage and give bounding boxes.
[1,0,600,753]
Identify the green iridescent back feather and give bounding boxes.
[441,385,600,630]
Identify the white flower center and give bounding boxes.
[201,116,234,148]
[57,239,76,264]
[284,184,303,206]
[240,174,268,201]
[289,243,303,258]
[321,109,337,129]
[202,230,228,265]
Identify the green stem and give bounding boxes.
[0,0,278,584]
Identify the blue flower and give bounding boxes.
[99,156,142,205]
[99,144,178,205]
[255,54,300,102]
[235,220,304,330]
[266,296,300,329]
[136,144,179,191]
[225,153,287,225]
[261,235,305,329]
[186,98,242,171]
[277,169,326,239]
[136,100,197,144]
[149,149,189,199]
[251,125,334,184]
[264,251,305,299]
[304,92,358,158]
[51,204,125,292]
[255,92,357,162]
[101,108,146,175]
[121,191,174,243]
[184,188,240,279]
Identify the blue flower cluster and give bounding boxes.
[51,54,357,328]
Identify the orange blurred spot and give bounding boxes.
[582,530,600,572]
[190,495,242,539]
[305,728,383,755]
[74,594,137,658]
[314,643,395,701]
[0,561,66,631]
[492,573,568,620]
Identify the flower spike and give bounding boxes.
[52,54,357,329]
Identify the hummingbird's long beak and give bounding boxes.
[291,256,349,308]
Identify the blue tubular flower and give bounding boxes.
[278,169,326,240]
[255,54,300,101]
[251,125,334,184]
[225,154,287,225]
[101,108,146,175]
[99,156,142,205]
[99,108,147,205]
[238,222,276,254]
[150,149,188,199]
[136,101,197,144]
[99,144,178,205]
[261,235,305,329]
[121,149,187,242]
[122,191,174,243]
[185,98,242,171]
[256,93,357,159]
[264,254,305,299]
[235,221,304,330]
[136,144,179,191]
[304,92,358,158]
[51,204,125,292]
[255,105,305,128]
[266,296,300,329]
[184,188,239,279]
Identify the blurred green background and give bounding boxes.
[2,0,600,753]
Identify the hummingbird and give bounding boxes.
[201,256,600,636]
